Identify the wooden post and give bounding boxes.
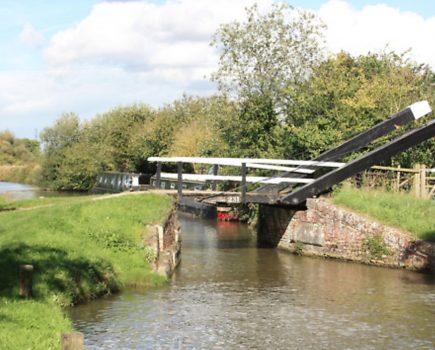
[395,165,401,192]
[241,162,247,204]
[420,164,427,198]
[211,164,218,191]
[19,264,33,298]
[155,162,162,189]
[413,164,421,197]
[61,332,84,350]
[177,162,183,199]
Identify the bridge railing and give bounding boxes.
[147,156,344,202]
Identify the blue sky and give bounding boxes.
[0,0,434,138]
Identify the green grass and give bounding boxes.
[0,196,16,211]
[8,194,101,209]
[332,187,435,241]
[0,193,174,349]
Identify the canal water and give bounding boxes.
[69,213,435,349]
[0,181,84,200]
[0,181,40,200]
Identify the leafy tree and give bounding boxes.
[284,51,435,166]
[219,93,282,158]
[211,3,325,113]
[90,104,154,172]
[0,131,40,165]
[40,113,82,189]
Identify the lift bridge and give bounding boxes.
[148,101,434,207]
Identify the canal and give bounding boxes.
[0,181,85,200]
[0,181,41,200]
[69,212,435,349]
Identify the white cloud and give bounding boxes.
[318,0,435,68]
[0,65,216,137]
[44,0,273,83]
[19,23,44,48]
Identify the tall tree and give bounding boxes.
[211,3,325,113]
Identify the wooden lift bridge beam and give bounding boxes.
[280,118,435,206]
[254,101,432,194]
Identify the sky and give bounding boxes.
[0,0,434,139]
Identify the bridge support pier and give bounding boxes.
[257,204,296,248]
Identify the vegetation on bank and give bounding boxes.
[0,131,41,185]
[332,187,435,242]
[0,193,173,349]
[0,164,41,185]
[0,131,40,166]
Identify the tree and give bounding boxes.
[284,51,435,166]
[218,93,282,158]
[211,3,325,113]
[40,113,82,189]
[0,131,40,165]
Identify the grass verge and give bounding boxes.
[0,193,173,349]
[332,187,435,242]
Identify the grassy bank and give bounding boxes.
[0,193,173,349]
[332,187,435,242]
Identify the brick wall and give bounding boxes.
[278,199,435,272]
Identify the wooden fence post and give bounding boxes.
[211,164,218,191]
[155,162,162,189]
[61,332,84,350]
[420,164,427,198]
[19,264,33,298]
[177,162,183,200]
[413,164,421,197]
[241,163,247,204]
[395,165,401,192]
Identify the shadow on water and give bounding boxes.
[0,243,119,303]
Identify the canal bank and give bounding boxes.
[70,212,435,349]
[0,188,175,349]
[258,198,435,273]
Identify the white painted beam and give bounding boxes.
[245,163,313,173]
[408,100,431,120]
[148,157,344,168]
[159,173,313,184]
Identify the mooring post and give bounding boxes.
[61,332,84,350]
[19,264,33,298]
[212,164,218,191]
[156,162,162,189]
[177,162,183,199]
[241,162,247,204]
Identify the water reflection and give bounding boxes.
[70,212,435,349]
[0,181,83,200]
[0,181,39,200]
